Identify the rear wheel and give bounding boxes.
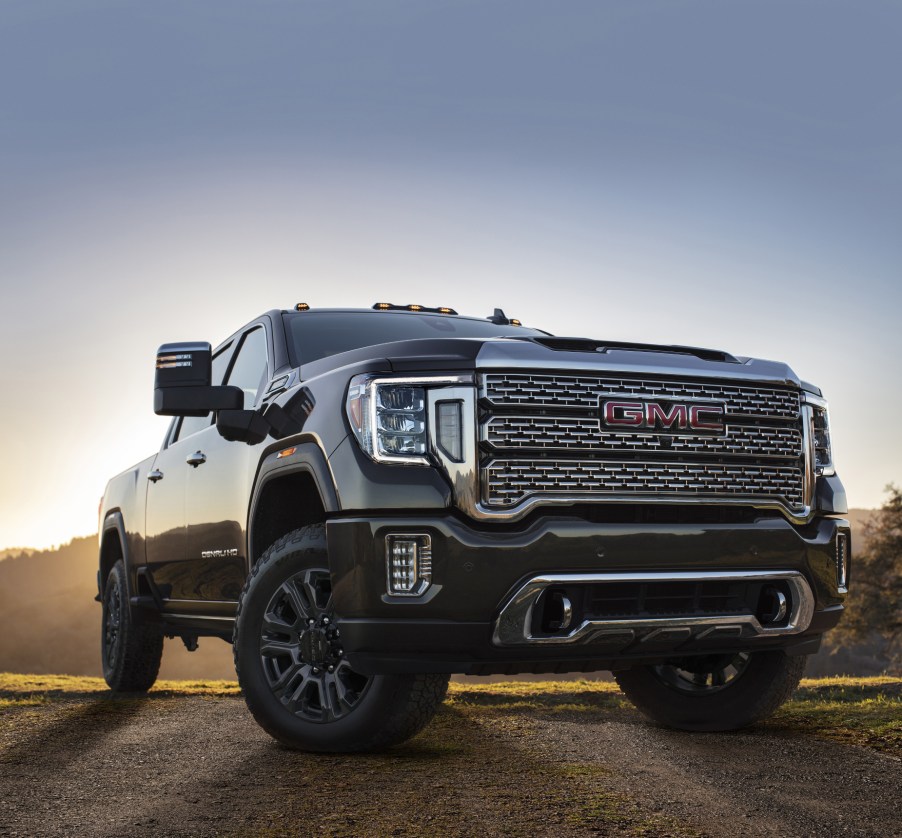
[615,650,806,731]
[102,560,163,692]
[234,525,449,752]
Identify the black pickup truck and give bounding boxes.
[98,303,850,751]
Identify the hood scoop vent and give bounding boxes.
[529,336,739,364]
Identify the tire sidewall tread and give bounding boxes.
[615,651,806,732]
[102,559,163,693]
[233,525,449,753]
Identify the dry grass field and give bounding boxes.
[1,673,899,837]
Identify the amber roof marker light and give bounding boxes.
[295,303,310,311]
[371,302,458,315]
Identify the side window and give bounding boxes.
[173,344,233,442]
[225,327,269,409]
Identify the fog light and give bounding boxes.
[386,534,432,596]
[836,531,849,592]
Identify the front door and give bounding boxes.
[183,324,270,602]
[143,341,236,601]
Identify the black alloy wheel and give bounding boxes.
[259,568,371,723]
[651,652,752,695]
[104,581,123,671]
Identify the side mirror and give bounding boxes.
[153,342,243,417]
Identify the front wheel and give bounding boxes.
[614,650,806,731]
[234,525,449,752]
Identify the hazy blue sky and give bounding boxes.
[1,1,899,548]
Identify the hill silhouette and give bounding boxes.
[0,536,236,680]
[0,510,886,680]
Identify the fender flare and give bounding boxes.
[246,439,340,564]
[99,509,132,598]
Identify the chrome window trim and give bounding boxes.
[493,569,815,647]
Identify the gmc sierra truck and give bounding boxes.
[98,303,850,752]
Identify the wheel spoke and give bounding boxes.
[315,675,342,721]
[271,661,306,699]
[328,670,350,708]
[260,638,297,658]
[280,580,310,623]
[284,668,317,712]
[263,611,297,636]
[299,569,332,616]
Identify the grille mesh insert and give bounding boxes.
[484,415,802,458]
[483,373,800,418]
[485,459,805,508]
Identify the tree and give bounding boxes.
[832,485,902,671]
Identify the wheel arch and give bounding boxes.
[247,443,339,571]
[99,510,130,598]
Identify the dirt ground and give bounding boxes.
[0,678,900,837]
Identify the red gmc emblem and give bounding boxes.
[601,400,726,433]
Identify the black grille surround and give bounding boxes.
[478,372,807,516]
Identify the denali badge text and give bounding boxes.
[201,548,239,559]
[601,400,726,433]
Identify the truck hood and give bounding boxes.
[299,335,801,388]
[473,336,801,387]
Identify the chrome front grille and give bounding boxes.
[478,371,807,515]
[483,373,801,418]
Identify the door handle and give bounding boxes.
[148,469,164,483]
[186,451,207,468]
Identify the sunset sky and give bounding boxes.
[1,1,900,549]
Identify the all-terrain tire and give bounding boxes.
[615,651,806,731]
[234,525,450,753]
[102,560,163,692]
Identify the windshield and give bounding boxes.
[284,311,545,366]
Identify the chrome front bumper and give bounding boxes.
[492,570,815,647]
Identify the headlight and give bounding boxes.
[346,375,469,465]
[804,393,835,476]
[346,376,427,464]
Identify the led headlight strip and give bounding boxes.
[346,374,472,465]
[803,392,835,477]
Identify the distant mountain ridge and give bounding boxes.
[0,508,883,680]
[0,547,34,561]
[0,536,235,680]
